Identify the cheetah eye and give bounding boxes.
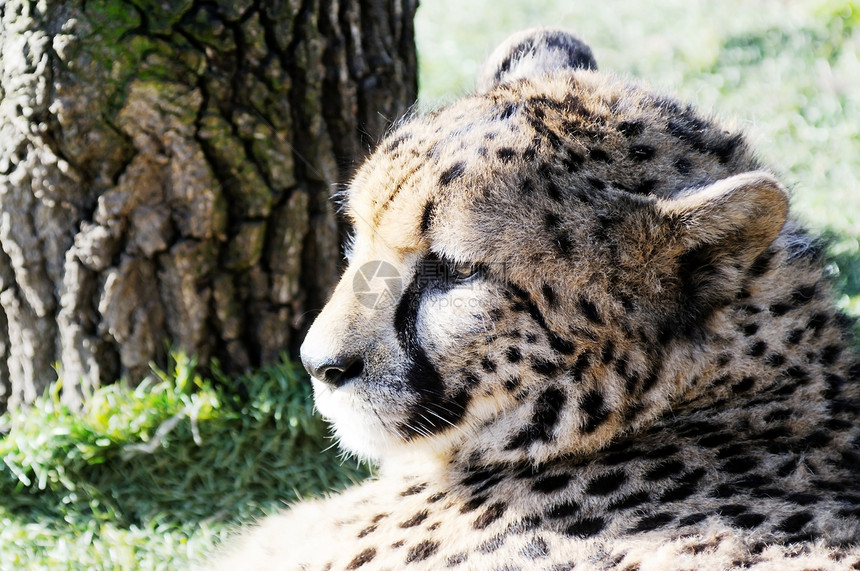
[448,261,481,282]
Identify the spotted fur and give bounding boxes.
[209,29,860,570]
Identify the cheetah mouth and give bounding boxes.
[310,368,444,454]
[309,355,477,457]
[310,377,402,456]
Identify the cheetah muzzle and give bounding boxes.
[209,28,860,570]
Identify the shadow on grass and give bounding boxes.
[4,424,368,529]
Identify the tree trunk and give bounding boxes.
[0,0,418,410]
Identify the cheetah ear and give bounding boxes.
[657,171,789,264]
[476,28,597,93]
[650,171,788,338]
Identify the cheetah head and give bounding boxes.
[301,29,788,465]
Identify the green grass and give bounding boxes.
[3,1,860,568]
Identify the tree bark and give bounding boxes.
[0,0,418,410]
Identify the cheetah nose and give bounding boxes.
[302,352,365,388]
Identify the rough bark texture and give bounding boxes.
[0,0,418,410]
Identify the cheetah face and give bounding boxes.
[301,234,522,461]
[300,142,786,465]
[300,33,788,464]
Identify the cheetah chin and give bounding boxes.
[206,28,860,570]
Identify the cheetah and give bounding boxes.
[210,29,860,570]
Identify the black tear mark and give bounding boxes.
[394,259,471,438]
